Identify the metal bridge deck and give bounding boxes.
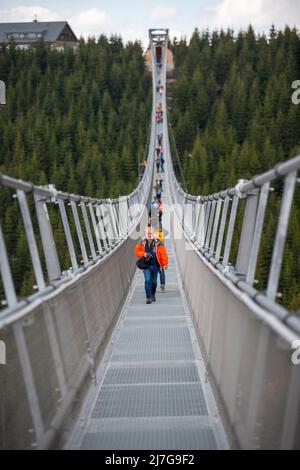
[66,237,229,450]
[66,31,228,451]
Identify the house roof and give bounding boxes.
[0,21,78,43]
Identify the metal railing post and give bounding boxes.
[17,189,46,291]
[236,189,259,276]
[58,198,78,272]
[205,199,216,250]
[127,196,133,231]
[112,202,120,239]
[222,195,239,268]
[80,201,97,261]
[210,198,222,256]
[192,198,201,242]
[267,172,297,300]
[88,202,103,256]
[34,192,61,281]
[215,195,230,262]
[121,198,129,236]
[106,200,119,243]
[182,195,186,228]
[203,201,212,246]
[0,223,18,308]
[70,200,89,266]
[95,203,110,251]
[246,182,270,285]
[196,202,205,247]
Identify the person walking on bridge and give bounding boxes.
[156,156,161,173]
[160,155,165,173]
[155,229,167,292]
[135,226,168,304]
[158,148,165,173]
[153,179,163,201]
[149,196,163,227]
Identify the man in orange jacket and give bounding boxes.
[135,225,168,304]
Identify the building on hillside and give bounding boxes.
[0,20,78,49]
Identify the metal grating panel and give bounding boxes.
[135,284,180,292]
[111,325,195,362]
[126,305,185,317]
[131,295,182,306]
[117,326,191,345]
[123,317,187,328]
[91,383,208,418]
[111,346,195,362]
[80,426,218,450]
[103,363,200,385]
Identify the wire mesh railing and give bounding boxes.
[167,146,300,332]
[0,127,154,316]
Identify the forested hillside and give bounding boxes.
[170,26,300,309]
[0,37,151,197]
[0,37,151,299]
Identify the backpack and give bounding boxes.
[136,255,154,270]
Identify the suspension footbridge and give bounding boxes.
[0,29,300,450]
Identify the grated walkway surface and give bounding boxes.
[66,237,229,450]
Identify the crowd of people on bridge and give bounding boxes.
[135,58,168,304]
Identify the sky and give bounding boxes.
[0,0,300,45]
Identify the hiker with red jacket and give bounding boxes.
[135,226,168,304]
